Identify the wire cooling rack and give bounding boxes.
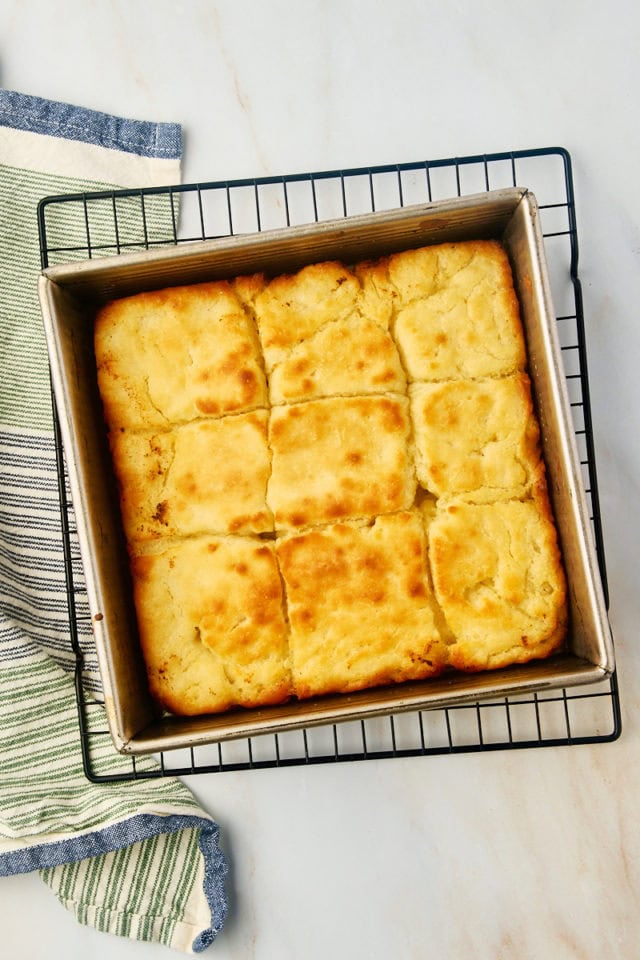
[39,146,621,782]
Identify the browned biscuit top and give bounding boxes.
[392,240,526,381]
[267,395,416,531]
[109,410,273,542]
[277,512,448,699]
[130,536,291,715]
[428,491,567,671]
[95,280,267,430]
[409,374,541,499]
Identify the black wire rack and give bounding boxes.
[39,146,621,783]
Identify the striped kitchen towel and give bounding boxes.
[0,90,227,952]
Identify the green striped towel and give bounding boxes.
[0,90,227,952]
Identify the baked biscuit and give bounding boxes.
[387,242,482,302]
[267,315,406,403]
[276,512,447,698]
[410,374,541,498]
[267,395,416,530]
[392,241,526,381]
[428,492,566,671]
[251,260,405,403]
[95,280,267,430]
[252,261,360,373]
[109,411,273,542]
[130,536,292,715]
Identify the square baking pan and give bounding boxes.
[38,186,615,755]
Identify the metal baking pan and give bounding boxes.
[38,187,615,755]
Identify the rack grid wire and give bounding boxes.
[38,146,621,783]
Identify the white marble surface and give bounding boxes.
[2,1,639,957]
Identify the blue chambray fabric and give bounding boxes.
[0,90,228,953]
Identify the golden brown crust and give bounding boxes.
[253,261,361,374]
[267,315,406,403]
[109,411,273,541]
[95,280,267,430]
[409,374,541,498]
[251,259,405,404]
[276,512,448,698]
[267,395,416,531]
[427,490,567,671]
[131,536,292,715]
[352,256,398,329]
[391,240,526,381]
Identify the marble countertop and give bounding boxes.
[2,2,639,957]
